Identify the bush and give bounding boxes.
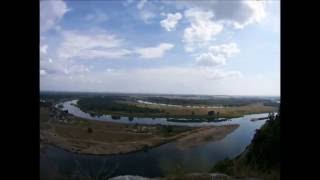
[208,111,215,116]
[211,158,232,174]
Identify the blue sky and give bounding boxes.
[40,0,280,96]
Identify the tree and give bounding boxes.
[208,111,215,116]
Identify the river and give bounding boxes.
[40,100,269,179]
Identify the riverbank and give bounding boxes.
[40,107,239,155]
[175,124,239,150]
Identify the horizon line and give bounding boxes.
[40,90,280,97]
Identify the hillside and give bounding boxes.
[211,111,280,179]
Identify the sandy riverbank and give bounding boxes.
[175,124,239,150]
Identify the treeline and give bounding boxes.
[77,96,162,114]
[142,97,277,107]
[40,91,91,103]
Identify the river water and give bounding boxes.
[40,100,269,179]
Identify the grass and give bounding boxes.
[40,106,198,154]
[74,96,277,120]
[40,107,50,123]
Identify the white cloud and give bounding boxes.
[40,67,248,95]
[196,43,240,67]
[183,9,223,52]
[40,69,47,76]
[76,49,132,60]
[135,43,174,59]
[67,64,90,74]
[230,1,266,29]
[169,0,266,29]
[136,0,157,24]
[196,53,226,66]
[137,0,148,10]
[58,30,131,60]
[85,10,108,23]
[209,42,240,58]
[40,0,69,33]
[260,1,280,33]
[56,30,176,63]
[140,10,156,24]
[48,58,53,63]
[205,69,242,80]
[160,12,182,31]
[40,45,48,54]
[244,1,266,25]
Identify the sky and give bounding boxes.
[40,0,280,96]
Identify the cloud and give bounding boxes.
[205,69,242,80]
[85,10,108,23]
[40,45,48,54]
[160,12,182,31]
[136,0,157,24]
[183,8,223,52]
[196,43,240,67]
[140,10,156,24]
[135,43,174,59]
[137,0,148,10]
[260,1,280,33]
[169,0,266,29]
[209,42,240,58]
[65,64,91,75]
[58,30,131,60]
[40,67,246,95]
[57,30,176,60]
[40,69,47,76]
[40,0,69,33]
[196,53,226,66]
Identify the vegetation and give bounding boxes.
[246,113,280,170]
[40,101,52,108]
[77,96,162,116]
[41,92,277,119]
[140,96,277,107]
[211,111,280,179]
